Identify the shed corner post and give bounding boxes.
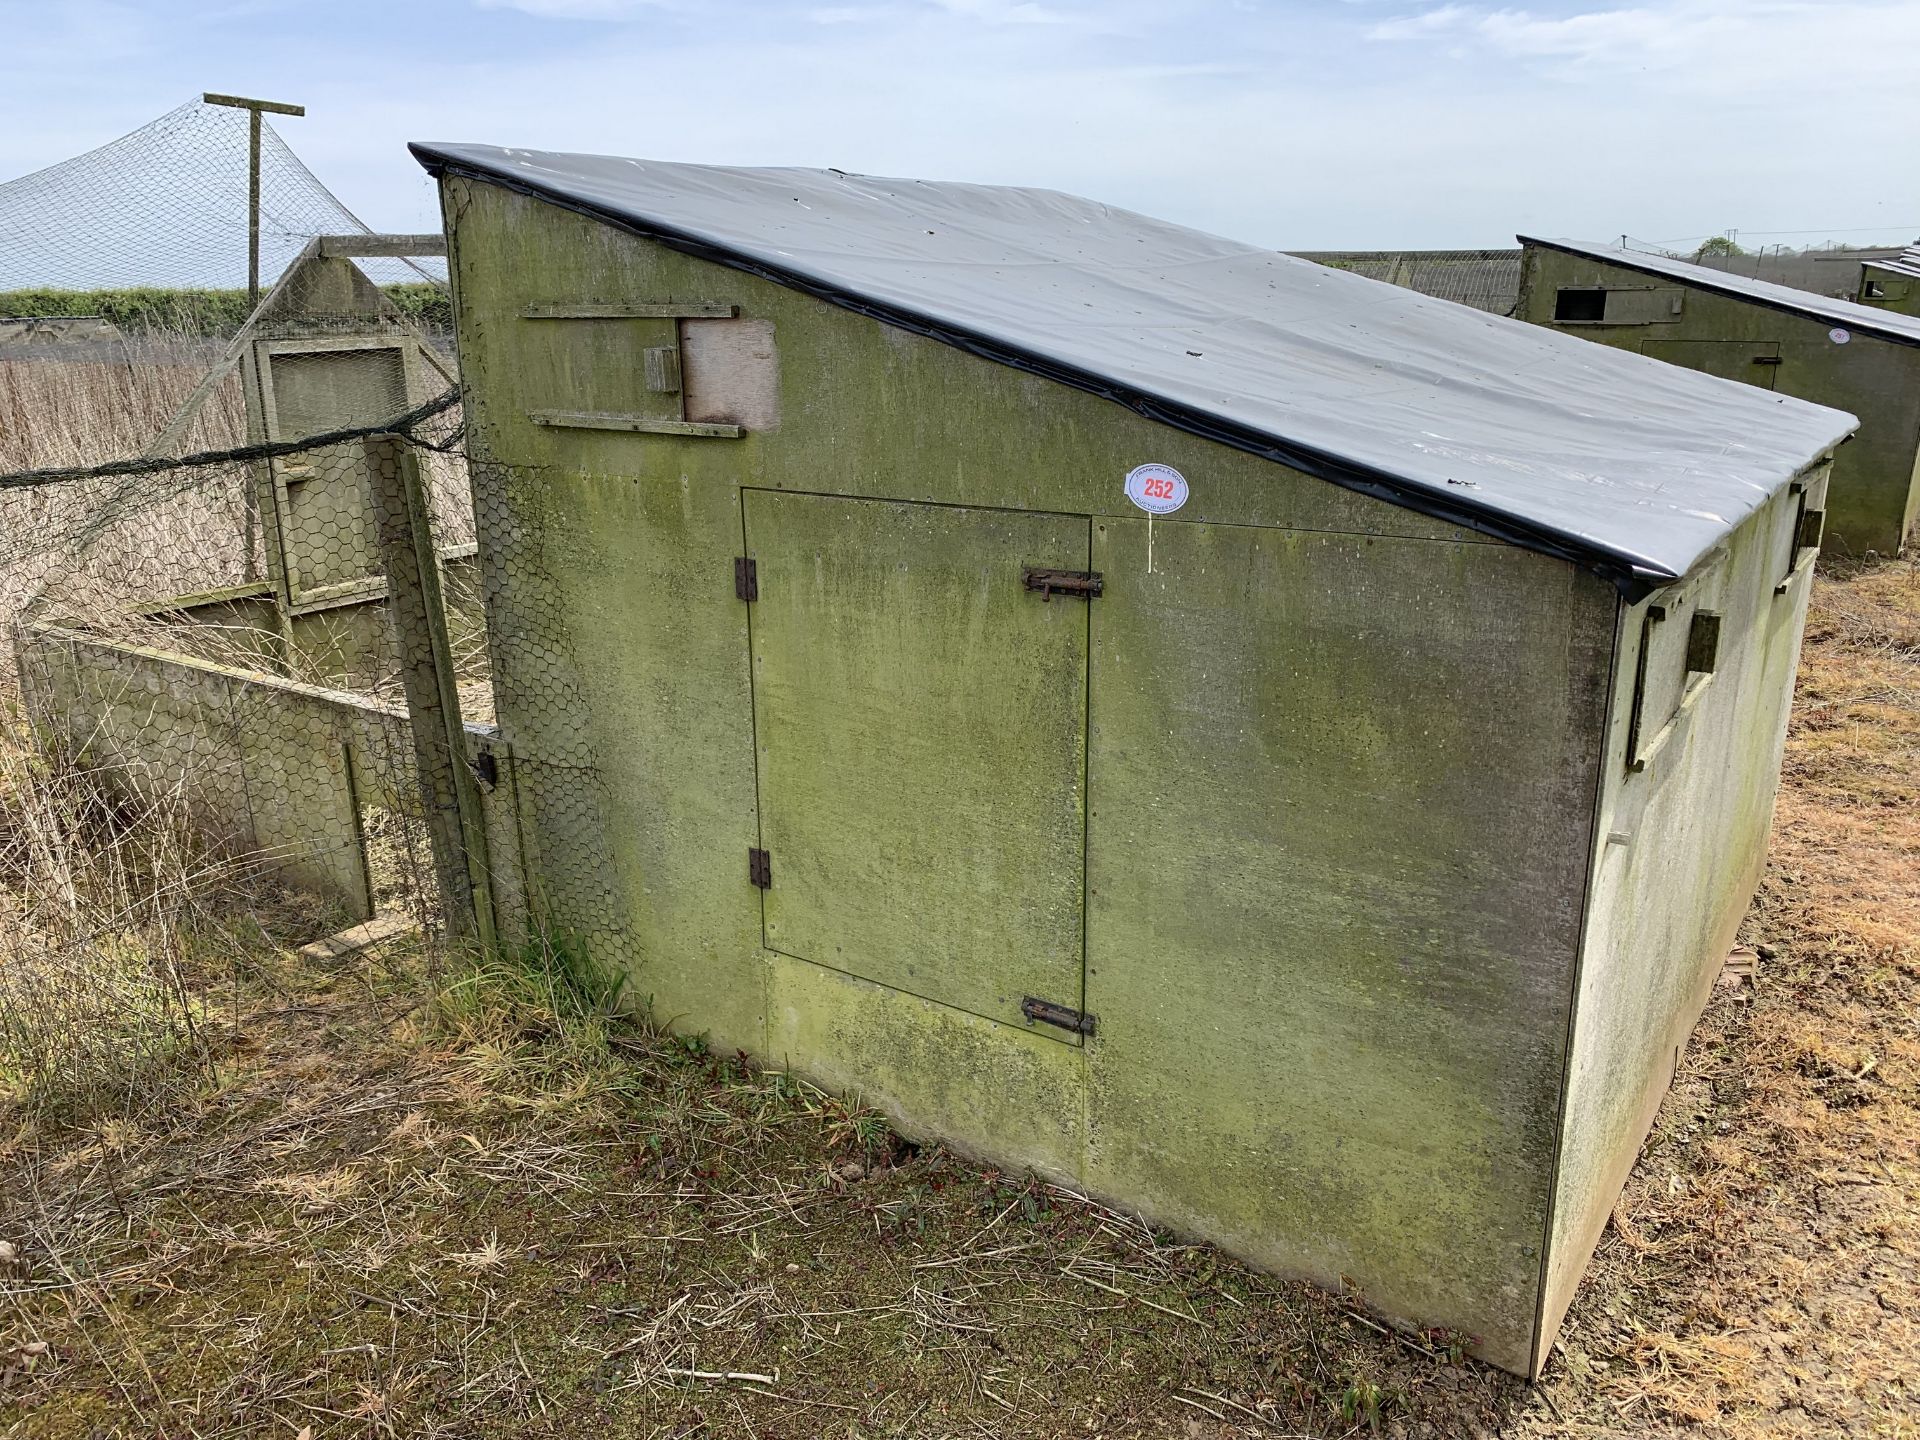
[1513,242,1540,322]
[366,432,497,956]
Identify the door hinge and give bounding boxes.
[735,556,758,601]
[1023,567,1103,602]
[748,846,771,889]
[1021,995,1095,1036]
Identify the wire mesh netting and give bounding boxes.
[0,97,442,293]
[0,104,503,1102]
[0,392,496,1103]
[0,295,477,695]
[1290,249,1523,316]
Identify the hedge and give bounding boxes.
[0,283,451,336]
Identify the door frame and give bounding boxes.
[739,484,1098,1043]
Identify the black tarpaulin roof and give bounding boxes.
[1523,236,1920,347]
[412,143,1856,595]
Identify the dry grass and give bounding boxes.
[0,710,341,1125]
[0,948,1520,1438]
[0,339,242,475]
[0,560,1913,1438]
[0,341,256,669]
[0,341,480,703]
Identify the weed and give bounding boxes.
[0,716,253,1123]
[434,929,626,1038]
[1423,1326,1475,1365]
[668,1030,709,1061]
[881,1181,936,1239]
[1338,1375,1391,1431]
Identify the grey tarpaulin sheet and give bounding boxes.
[1523,235,1920,348]
[412,143,1857,593]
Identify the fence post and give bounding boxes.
[367,433,496,952]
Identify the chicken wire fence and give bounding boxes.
[0,99,505,1108]
[9,366,481,835]
[0,374,503,1106]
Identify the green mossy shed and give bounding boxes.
[414,144,1853,1376]
[1517,236,1920,558]
[1856,243,1920,318]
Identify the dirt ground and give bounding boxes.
[1,560,1914,1438]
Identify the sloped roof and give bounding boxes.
[1523,236,1920,347]
[1866,244,1920,281]
[412,144,1856,595]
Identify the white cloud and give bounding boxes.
[1369,2,1738,69]
[4,0,1916,255]
[1367,1,1920,89]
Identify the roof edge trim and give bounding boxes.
[1519,236,1920,350]
[415,144,1726,598]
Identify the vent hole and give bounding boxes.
[1555,288,1608,323]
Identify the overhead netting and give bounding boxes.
[0,97,441,291]
[0,95,468,672]
[0,271,473,700]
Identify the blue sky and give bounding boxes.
[2,0,1915,251]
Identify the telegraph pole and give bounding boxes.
[203,92,306,309]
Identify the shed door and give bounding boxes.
[745,491,1090,1039]
[260,342,414,607]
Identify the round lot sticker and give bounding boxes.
[1125,463,1189,515]
[1830,327,1851,344]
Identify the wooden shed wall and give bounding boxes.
[1517,247,1920,559]
[1535,465,1826,1370]
[441,176,1621,1371]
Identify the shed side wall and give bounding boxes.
[1536,465,1826,1371]
[1517,247,1916,557]
[443,176,1614,1371]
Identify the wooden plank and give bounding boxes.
[367,438,496,950]
[259,335,413,356]
[130,580,276,615]
[683,317,780,431]
[202,93,305,116]
[520,302,737,319]
[298,914,418,965]
[528,409,743,438]
[318,233,448,259]
[643,345,682,394]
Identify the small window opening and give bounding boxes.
[1554,288,1608,323]
[1863,279,1887,299]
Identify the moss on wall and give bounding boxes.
[440,175,1652,1371]
[1536,466,1824,1369]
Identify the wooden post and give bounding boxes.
[202,93,306,310]
[248,108,261,305]
[367,433,496,952]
